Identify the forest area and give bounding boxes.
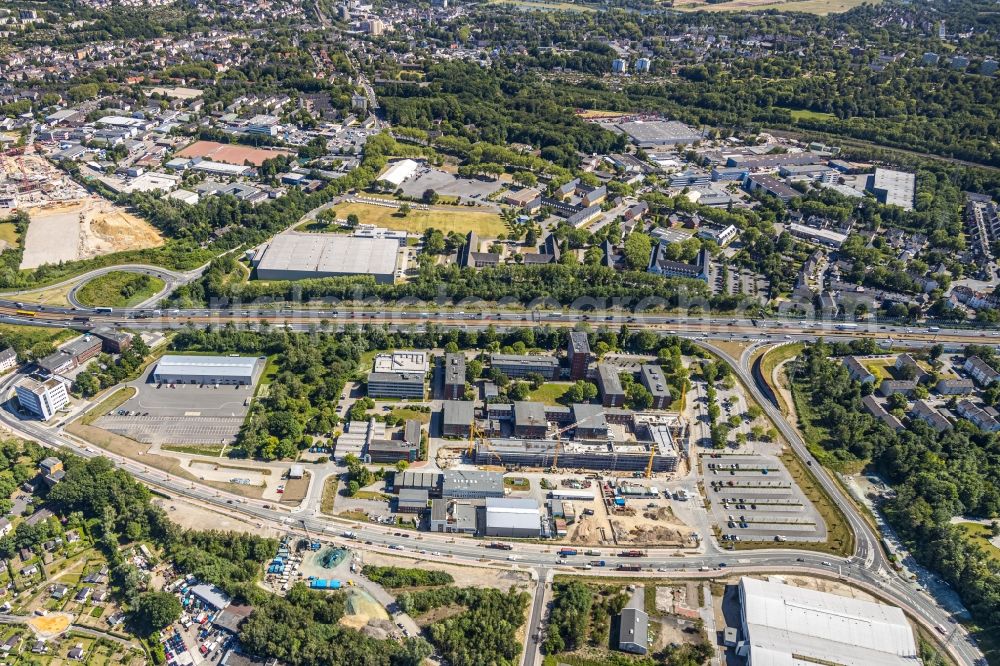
[791,341,1000,632]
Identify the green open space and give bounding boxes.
[863,358,894,380]
[0,322,76,354]
[0,222,19,249]
[81,387,137,426]
[526,382,575,405]
[788,108,838,121]
[335,202,508,238]
[755,342,803,413]
[75,271,166,308]
[955,522,1000,565]
[390,407,430,424]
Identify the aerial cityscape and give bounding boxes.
[0,0,998,664]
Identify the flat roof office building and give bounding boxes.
[367,371,425,399]
[153,355,260,385]
[16,377,69,421]
[442,400,475,438]
[567,332,591,380]
[441,470,504,499]
[597,364,625,407]
[640,365,671,409]
[443,353,466,400]
[491,353,560,380]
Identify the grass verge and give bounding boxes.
[161,444,228,457]
[80,387,136,426]
[320,476,339,514]
[75,271,166,308]
[754,342,803,414]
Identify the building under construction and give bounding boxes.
[476,438,678,472]
[474,402,684,472]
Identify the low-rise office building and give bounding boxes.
[367,371,425,399]
[597,364,625,407]
[429,498,479,534]
[490,354,560,380]
[441,470,504,499]
[639,365,671,409]
[367,439,418,463]
[443,353,466,400]
[441,400,475,438]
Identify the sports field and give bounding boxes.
[175,140,295,167]
[335,202,508,237]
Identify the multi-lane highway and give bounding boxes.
[1,297,999,347]
[0,299,990,665]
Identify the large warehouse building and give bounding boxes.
[253,235,399,283]
[484,498,541,538]
[737,576,919,666]
[153,355,260,385]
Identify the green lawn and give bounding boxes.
[335,202,508,238]
[75,271,166,307]
[390,407,430,424]
[955,522,1000,564]
[863,358,894,381]
[0,323,75,353]
[527,382,575,405]
[0,222,19,249]
[789,108,838,121]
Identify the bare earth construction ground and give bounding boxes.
[3,154,163,269]
[20,198,163,269]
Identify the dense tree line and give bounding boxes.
[187,257,715,310]
[361,566,453,588]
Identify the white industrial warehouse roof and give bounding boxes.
[739,577,919,666]
[484,498,541,531]
[155,355,258,377]
[256,235,398,277]
[378,159,419,187]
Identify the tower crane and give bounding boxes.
[547,409,603,469]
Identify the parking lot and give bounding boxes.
[397,166,503,201]
[701,453,827,544]
[93,365,254,445]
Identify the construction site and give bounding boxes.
[470,402,687,475]
[0,150,163,268]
